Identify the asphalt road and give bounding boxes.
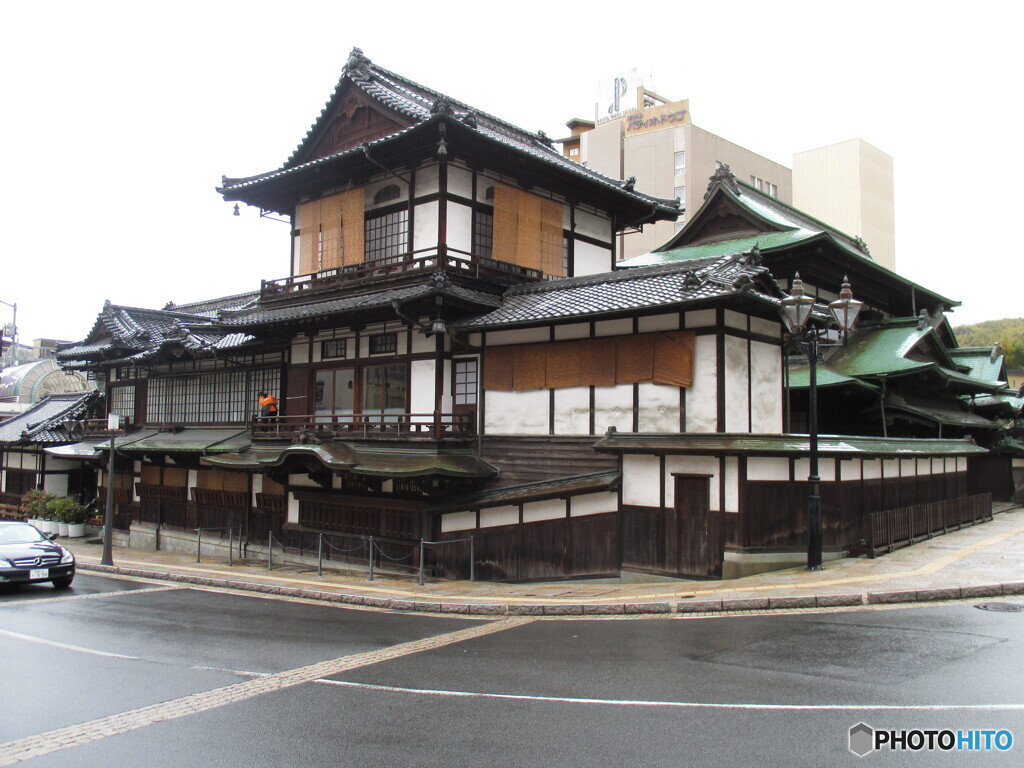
[2,573,1022,766]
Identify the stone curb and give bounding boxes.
[77,562,1022,617]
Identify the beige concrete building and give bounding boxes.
[561,80,896,268]
[793,139,896,270]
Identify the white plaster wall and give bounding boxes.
[748,457,788,481]
[19,454,39,471]
[638,314,679,332]
[291,338,309,365]
[723,310,747,331]
[480,505,518,528]
[750,340,782,432]
[187,470,198,491]
[883,459,900,478]
[570,492,619,517]
[484,390,549,435]
[447,201,473,256]
[553,387,591,435]
[622,455,660,506]
[487,328,550,346]
[416,163,440,196]
[932,458,944,474]
[664,455,720,510]
[724,456,739,512]
[724,335,750,433]
[900,459,916,477]
[917,458,932,475]
[43,474,69,497]
[574,209,612,242]
[686,335,717,433]
[574,240,613,276]
[448,165,473,199]
[442,510,476,533]
[685,309,715,328]
[593,385,634,433]
[795,458,835,481]
[841,459,862,481]
[957,457,967,472]
[364,178,409,208]
[287,492,299,524]
[637,383,679,432]
[554,323,590,340]
[945,457,956,473]
[522,498,566,523]
[251,474,263,505]
[410,360,436,417]
[862,459,882,480]
[414,200,439,254]
[594,319,633,337]
[750,316,781,338]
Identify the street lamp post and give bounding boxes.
[0,299,16,368]
[101,414,121,566]
[780,274,862,570]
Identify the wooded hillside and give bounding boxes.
[953,318,1024,369]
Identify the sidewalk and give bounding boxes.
[63,504,1024,617]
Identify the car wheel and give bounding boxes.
[52,577,74,590]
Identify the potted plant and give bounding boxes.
[47,497,86,537]
[66,502,89,538]
[21,489,54,529]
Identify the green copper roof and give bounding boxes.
[115,428,251,455]
[785,360,880,392]
[948,348,1005,384]
[622,230,813,267]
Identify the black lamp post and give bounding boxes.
[780,274,863,570]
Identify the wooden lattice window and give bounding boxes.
[369,333,397,355]
[321,339,347,360]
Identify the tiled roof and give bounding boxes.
[593,431,989,457]
[220,49,679,217]
[426,470,620,514]
[57,300,257,368]
[873,393,1002,430]
[457,250,781,330]
[948,347,1005,384]
[0,392,99,445]
[221,279,500,328]
[163,291,260,317]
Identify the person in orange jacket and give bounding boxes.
[258,392,279,419]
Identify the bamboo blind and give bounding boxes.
[296,190,364,273]
[341,189,364,266]
[483,331,695,391]
[492,183,565,276]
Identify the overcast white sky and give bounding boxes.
[2,0,1021,346]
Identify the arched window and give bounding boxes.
[373,184,402,205]
[484,185,495,201]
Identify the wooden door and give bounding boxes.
[675,475,720,578]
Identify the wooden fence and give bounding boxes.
[865,493,993,556]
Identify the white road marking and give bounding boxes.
[0,585,186,607]
[0,616,534,766]
[0,629,139,660]
[314,679,1024,711]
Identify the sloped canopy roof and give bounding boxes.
[948,347,1006,385]
[0,392,99,446]
[218,49,680,223]
[0,360,93,403]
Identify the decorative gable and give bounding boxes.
[685,196,773,246]
[298,85,410,165]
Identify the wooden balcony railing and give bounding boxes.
[80,419,131,438]
[259,251,542,303]
[250,412,475,442]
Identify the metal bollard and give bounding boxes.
[317,534,323,576]
[196,528,202,563]
[228,528,233,567]
[368,537,375,582]
[418,538,425,586]
[470,535,475,582]
[268,531,273,570]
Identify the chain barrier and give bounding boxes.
[418,536,475,585]
[195,526,240,566]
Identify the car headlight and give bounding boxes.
[0,560,11,569]
[60,549,74,565]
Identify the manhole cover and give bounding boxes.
[975,602,1024,612]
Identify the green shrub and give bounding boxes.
[46,497,87,524]
[21,489,55,518]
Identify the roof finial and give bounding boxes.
[347,47,369,72]
[706,161,740,196]
[854,235,871,256]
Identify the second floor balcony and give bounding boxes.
[251,411,475,442]
[259,250,542,305]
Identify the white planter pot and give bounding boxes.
[58,522,70,537]
[40,519,58,534]
[29,518,43,529]
[67,523,86,538]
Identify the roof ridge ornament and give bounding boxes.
[707,161,740,196]
[346,47,370,76]
[854,235,871,255]
[461,111,478,129]
[623,176,636,192]
[430,97,455,117]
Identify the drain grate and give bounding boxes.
[975,602,1024,612]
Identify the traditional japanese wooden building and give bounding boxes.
[52,50,1005,580]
